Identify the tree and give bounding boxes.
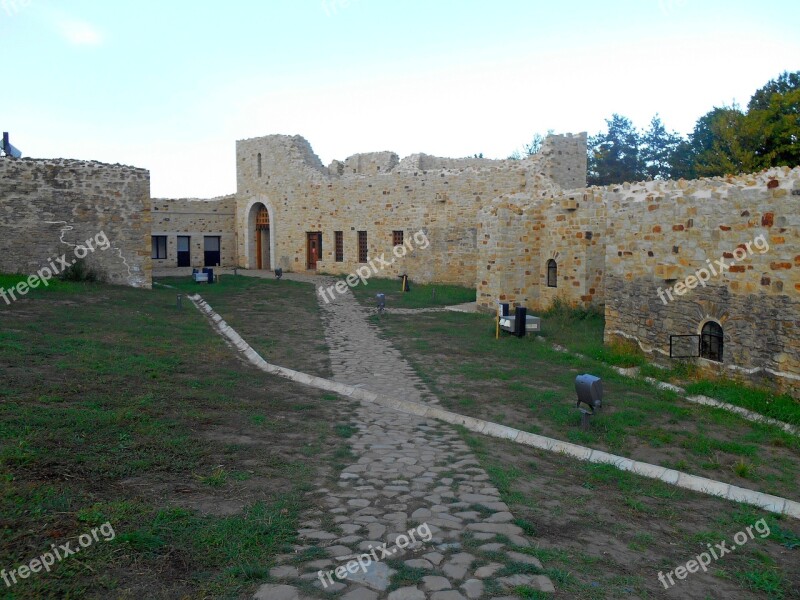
[640,114,683,180]
[588,114,641,185]
[747,72,800,168]
[748,71,800,111]
[691,105,759,177]
[508,131,552,160]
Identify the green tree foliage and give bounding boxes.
[585,71,799,184]
[748,72,800,168]
[587,114,641,185]
[640,114,683,180]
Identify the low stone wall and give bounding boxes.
[0,157,151,288]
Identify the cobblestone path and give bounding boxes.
[253,279,555,600]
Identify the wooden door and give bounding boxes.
[307,232,321,270]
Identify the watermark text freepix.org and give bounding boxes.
[317,230,430,304]
[2,522,115,588]
[0,230,111,306]
[658,518,770,589]
[657,234,769,305]
[318,522,432,588]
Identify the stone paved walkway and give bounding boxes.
[254,278,554,600]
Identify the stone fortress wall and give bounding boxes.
[2,133,797,395]
[234,133,587,286]
[476,165,800,394]
[603,167,800,393]
[0,157,152,288]
[151,195,236,269]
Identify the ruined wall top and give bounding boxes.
[0,155,149,177]
[236,132,588,191]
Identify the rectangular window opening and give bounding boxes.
[335,231,344,262]
[358,231,368,263]
[151,235,167,260]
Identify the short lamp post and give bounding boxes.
[575,374,603,430]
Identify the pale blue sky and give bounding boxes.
[2,0,798,197]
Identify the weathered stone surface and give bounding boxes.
[387,586,425,600]
[252,584,300,600]
[0,158,152,288]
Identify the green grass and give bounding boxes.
[0,275,350,597]
[456,427,799,599]
[684,379,800,427]
[362,307,800,498]
[347,276,475,309]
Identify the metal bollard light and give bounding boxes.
[376,293,386,313]
[177,294,183,310]
[275,268,283,280]
[575,374,603,430]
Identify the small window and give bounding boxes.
[393,230,404,247]
[700,321,724,362]
[335,231,344,262]
[547,259,558,288]
[358,231,368,263]
[257,153,262,178]
[151,235,167,260]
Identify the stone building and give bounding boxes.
[476,164,800,396]
[2,133,798,396]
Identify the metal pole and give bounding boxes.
[177,294,183,310]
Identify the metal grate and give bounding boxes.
[393,230,404,247]
[335,231,343,262]
[358,231,368,263]
[255,207,270,229]
[701,322,724,362]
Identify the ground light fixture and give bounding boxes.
[575,374,603,430]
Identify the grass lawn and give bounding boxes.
[157,275,332,378]
[346,276,476,310]
[0,275,353,598]
[336,294,800,598]
[458,425,800,599]
[364,309,800,500]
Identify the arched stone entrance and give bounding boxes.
[246,201,273,270]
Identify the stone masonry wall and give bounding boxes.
[604,166,800,394]
[0,157,151,288]
[151,195,236,268]
[235,134,587,286]
[476,187,606,313]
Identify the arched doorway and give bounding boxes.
[246,202,272,270]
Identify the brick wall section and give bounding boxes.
[151,195,236,268]
[0,157,151,288]
[235,133,586,286]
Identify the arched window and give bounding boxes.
[547,259,558,288]
[700,321,723,362]
[257,153,262,178]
